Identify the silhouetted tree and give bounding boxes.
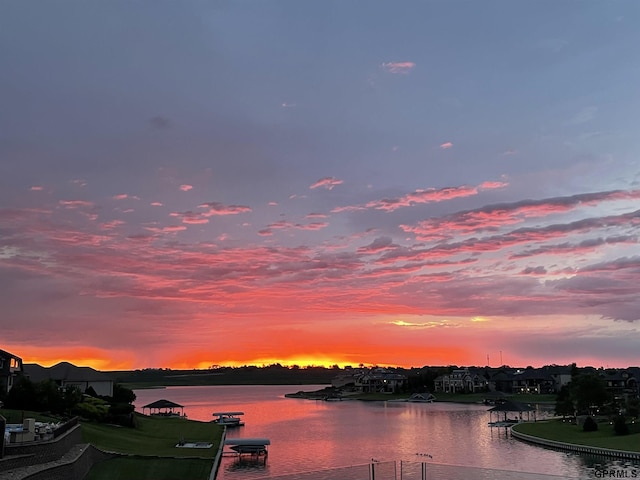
[570,373,608,415]
[112,384,136,404]
[612,415,629,436]
[554,385,574,418]
[625,397,639,419]
[85,386,98,397]
[5,376,38,410]
[35,379,65,413]
[582,416,598,432]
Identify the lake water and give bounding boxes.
[133,385,640,480]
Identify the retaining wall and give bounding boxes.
[511,428,640,460]
[0,424,82,472]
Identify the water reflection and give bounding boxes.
[225,456,270,475]
[133,385,639,480]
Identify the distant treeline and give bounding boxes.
[109,364,341,387]
[107,364,453,391]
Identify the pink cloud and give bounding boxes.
[59,200,94,209]
[30,186,44,191]
[381,61,416,74]
[479,181,508,190]
[144,225,188,234]
[150,202,163,207]
[440,142,453,149]
[170,211,210,224]
[263,220,329,233]
[403,189,640,241]
[331,182,506,214]
[100,220,125,230]
[113,194,129,200]
[180,184,193,192]
[198,202,252,216]
[310,177,344,190]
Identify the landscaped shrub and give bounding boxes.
[107,402,136,427]
[612,415,629,436]
[109,402,135,415]
[73,396,110,422]
[582,416,598,432]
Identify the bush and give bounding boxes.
[73,397,110,422]
[109,402,135,415]
[612,415,629,436]
[583,416,598,432]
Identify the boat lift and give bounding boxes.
[211,411,245,427]
[223,438,270,458]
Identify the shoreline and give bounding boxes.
[511,425,640,459]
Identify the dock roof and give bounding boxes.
[142,399,183,409]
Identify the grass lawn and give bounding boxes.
[81,413,224,458]
[433,392,556,404]
[84,457,213,480]
[0,408,65,423]
[513,419,640,452]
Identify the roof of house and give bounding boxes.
[23,361,112,383]
[0,349,22,360]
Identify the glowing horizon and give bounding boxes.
[2,2,640,372]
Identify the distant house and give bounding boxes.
[542,365,573,393]
[600,368,640,401]
[23,361,114,397]
[354,368,407,393]
[434,368,488,394]
[0,349,24,394]
[510,368,555,394]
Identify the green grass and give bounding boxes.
[81,413,223,458]
[0,408,65,423]
[433,392,556,404]
[513,419,640,452]
[84,456,213,480]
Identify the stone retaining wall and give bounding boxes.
[511,428,640,459]
[0,424,82,472]
[19,445,115,480]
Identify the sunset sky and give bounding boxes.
[2,2,640,371]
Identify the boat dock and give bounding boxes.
[223,438,270,458]
[211,411,245,427]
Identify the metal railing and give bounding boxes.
[255,461,580,480]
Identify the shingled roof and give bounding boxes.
[23,361,112,383]
[142,399,184,409]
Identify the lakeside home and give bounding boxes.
[23,361,114,397]
[0,349,23,395]
[433,365,640,398]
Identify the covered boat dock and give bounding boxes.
[142,399,186,417]
[487,399,536,427]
